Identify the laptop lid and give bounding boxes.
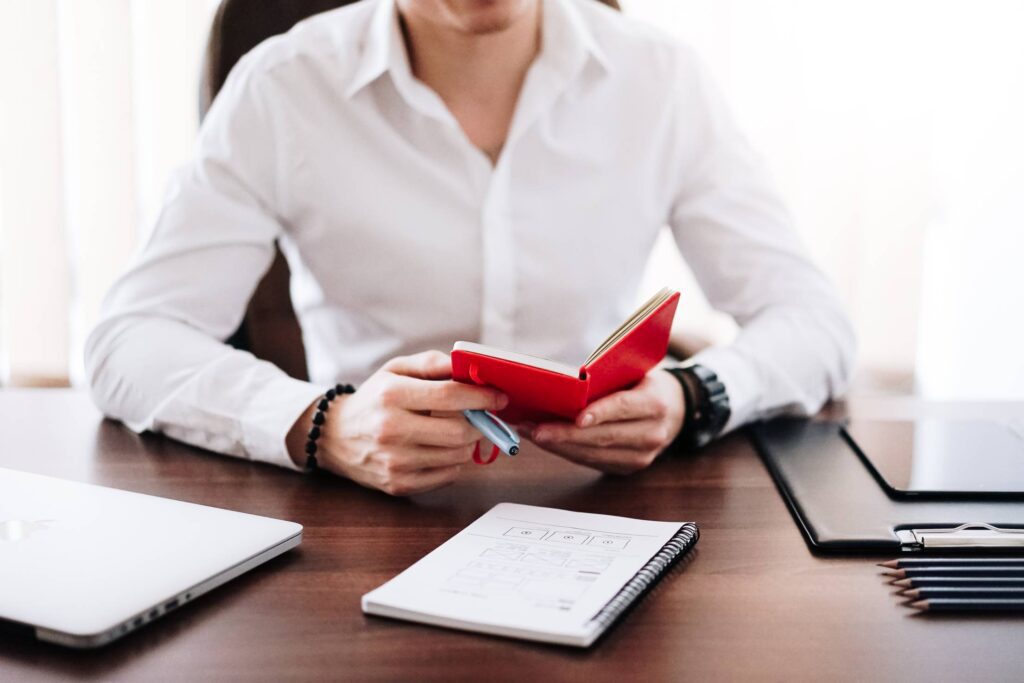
[0,467,301,647]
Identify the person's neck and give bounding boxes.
[398,6,541,105]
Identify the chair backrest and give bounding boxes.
[200,0,621,380]
[200,0,360,381]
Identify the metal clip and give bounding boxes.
[896,523,1024,551]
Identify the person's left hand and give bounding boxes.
[519,368,686,474]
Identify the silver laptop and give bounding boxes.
[0,467,302,648]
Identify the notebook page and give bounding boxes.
[362,503,684,642]
[584,287,672,366]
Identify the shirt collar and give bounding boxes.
[541,0,610,80]
[343,0,399,98]
[344,0,610,100]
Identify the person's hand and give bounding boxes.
[287,351,507,496]
[519,368,685,474]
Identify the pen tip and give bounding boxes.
[878,560,899,569]
[892,578,912,587]
[882,569,905,578]
[909,600,929,611]
[509,445,519,456]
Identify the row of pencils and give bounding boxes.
[881,557,1024,612]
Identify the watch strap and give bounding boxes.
[664,364,731,450]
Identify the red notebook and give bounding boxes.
[452,288,680,423]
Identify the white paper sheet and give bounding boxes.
[361,503,686,645]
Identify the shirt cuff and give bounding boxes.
[242,374,325,471]
[687,345,761,435]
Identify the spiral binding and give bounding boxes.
[587,522,700,633]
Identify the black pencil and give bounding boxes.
[909,598,1024,613]
[892,577,1024,588]
[883,567,1024,579]
[902,587,1024,600]
[879,558,1024,569]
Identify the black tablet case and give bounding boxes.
[750,419,1024,553]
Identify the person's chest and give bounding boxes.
[276,72,676,362]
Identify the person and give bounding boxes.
[86,0,855,496]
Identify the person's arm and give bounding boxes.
[286,351,507,495]
[85,60,322,470]
[527,46,855,472]
[664,49,856,433]
[86,56,505,488]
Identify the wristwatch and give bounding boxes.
[664,364,731,449]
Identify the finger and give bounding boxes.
[385,444,476,471]
[385,464,464,496]
[392,377,507,412]
[382,350,453,380]
[376,412,480,448]
[531,420,666,451]
[578,387,664,427]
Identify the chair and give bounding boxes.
[199,0,624,380]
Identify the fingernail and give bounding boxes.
[496,394,509,409]
[579,413,594,427]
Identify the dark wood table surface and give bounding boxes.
[1,390,1022,681]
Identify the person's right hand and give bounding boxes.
[288,351,507,496]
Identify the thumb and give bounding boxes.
[383,350,452,380]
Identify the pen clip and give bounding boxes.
[481,411,519,444]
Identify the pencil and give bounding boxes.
[902,587,1024,600]
[879,558,1024,569]
[909,598,1024,613]
[892,577,1024,588]
[883,567,1024,579]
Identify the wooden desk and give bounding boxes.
[1,390,1021,681]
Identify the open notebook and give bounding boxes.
[361,503,699,647]
[452,288,680,422]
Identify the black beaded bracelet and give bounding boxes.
[303,383,355,472]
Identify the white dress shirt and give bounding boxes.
[86,0,856,470]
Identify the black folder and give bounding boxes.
[750,419,1024,554]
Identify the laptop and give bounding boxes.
[0,467,302,648]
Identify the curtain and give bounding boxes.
[631,0,1024,398]
[0,0,217,386]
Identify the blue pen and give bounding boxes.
[463,410,520,456]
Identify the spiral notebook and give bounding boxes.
[361,503,699,647]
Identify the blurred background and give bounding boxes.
[1,0,1022,398]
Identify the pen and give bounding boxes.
[883,567,1024,579]
[463,410,520,456]
[901,587,1024,600]
[879,558,1024,569]
[891,576,1024,588]
[908,598,1024,613]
